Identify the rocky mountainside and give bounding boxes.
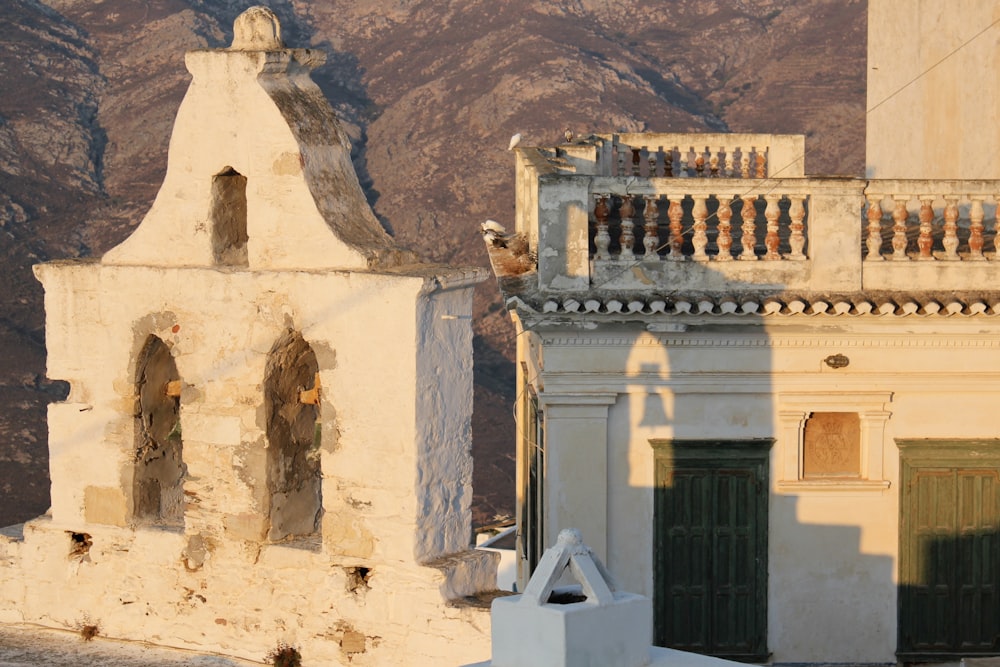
[0,0,867,528]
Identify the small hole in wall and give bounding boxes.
[266,642,302,667]
[547,587,587,605]
[80,624,99,641]
[344,566,372,593]
[68,532,92,558]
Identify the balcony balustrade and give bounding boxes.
[588,132,805,179]
[513,135,1000,296]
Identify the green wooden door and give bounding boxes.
[899,440,1000,660]
[652,440,771,662]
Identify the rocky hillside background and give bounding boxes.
[0,0,867,529]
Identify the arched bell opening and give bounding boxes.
[133,334,186,526]
[211,166,248,266]
[264,329,323,542]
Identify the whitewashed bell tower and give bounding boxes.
[2,7,498,665]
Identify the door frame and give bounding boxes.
[650,438,773,662]
[897,438,1000,660]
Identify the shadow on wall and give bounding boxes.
[897,440,1000,660]
[898,530,1000,660]
[515,205,907,665]
[603,296,999,662]
[610,310,900,663]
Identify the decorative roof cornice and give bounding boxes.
[505,291,1000,318]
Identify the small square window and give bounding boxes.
[803,412,860,478]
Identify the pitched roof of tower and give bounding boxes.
[102,6,414,272]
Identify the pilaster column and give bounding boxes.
[778,409,809,481]
[538,392,618,563]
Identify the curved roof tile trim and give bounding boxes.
[507,295,1000,317]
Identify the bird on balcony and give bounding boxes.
[480,220,535,276]
[481,220,523,250]
[481,219,507,238]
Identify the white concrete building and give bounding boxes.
[0,8,497,665]
[487,1,1000,663]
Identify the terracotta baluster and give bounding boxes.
[942,197,959,260]
[724,153,734,178]
[917,197,934,260]
[667,196,685,260]
[643,196,660,259]
[740,154,751,178]
[891,197,909,260]
[865,195,884,261]
[664,148,674,177]
[763,195,781,260]
[716,195,734,261]
[755,151,767,178]
[788,196,806,260]
[694,153,705,178]
[739,196,758,260]
[619,195,636,260]
[649,149,659,178]
[593,195,611,260]
[691,195,709,261]
[709,152,720,178]
[632,148,642,176]
[969,196,986,260]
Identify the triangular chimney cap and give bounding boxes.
[519,528,617,607]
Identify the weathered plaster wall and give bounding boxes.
[867,0,1000,178]
[9,260,496,665]
[414,283,478,561]
[529,318,1000,664]
[0,518,493,665]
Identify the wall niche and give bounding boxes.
[211,166,248,266]
[264,329,323,542]
[133,334,186,526]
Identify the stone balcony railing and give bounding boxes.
[586,132,805,179]
[515,135,1000,295]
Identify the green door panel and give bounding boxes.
[898,439,1000,660]
[652,439,772,662]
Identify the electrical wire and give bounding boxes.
[500,12,1000,450]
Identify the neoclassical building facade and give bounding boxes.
[488,1,1000,662]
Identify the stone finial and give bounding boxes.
[556,527,583,547]
[231,6,285,51]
